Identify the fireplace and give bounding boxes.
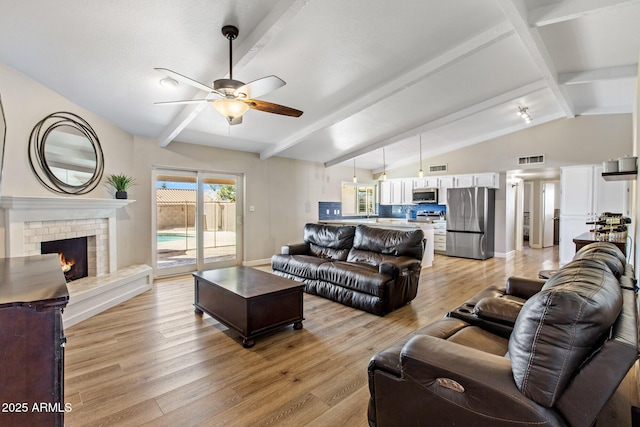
[41,237,89,282]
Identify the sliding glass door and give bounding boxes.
[153,168,242,276]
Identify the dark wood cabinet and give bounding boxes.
[573,232,627,257]
[0,255,69,427]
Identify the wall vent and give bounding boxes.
[429,164,448,173]
[518,154,545,165]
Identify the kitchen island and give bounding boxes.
[318,218,435,267]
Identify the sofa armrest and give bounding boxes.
[379,257,421,277]
[505,276,545,299]
[398,335,557,423]
[281,242,309,255]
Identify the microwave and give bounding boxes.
[412,188,438,203]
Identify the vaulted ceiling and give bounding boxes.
[1,0,638,173]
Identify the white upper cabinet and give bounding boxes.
[414,177,439,188]
[454,174,474,188]
[379,180,392,205]
[380,178,414,205]
[379,173,499,205]
[438,176,455,205]
[560,165,594,216]
[474,173,499,188]
[453,173,499,190]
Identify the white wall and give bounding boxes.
[129,137,359,265]
[0,62,364,268]
[0,62,136,266]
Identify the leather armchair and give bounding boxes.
[368,247,639,427]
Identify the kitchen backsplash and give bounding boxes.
[319,202,445,220]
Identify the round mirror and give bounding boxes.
[29,112,104,194]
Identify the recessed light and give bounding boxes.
[159,77,179,88]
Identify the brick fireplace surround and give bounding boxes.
[1,196,152,327]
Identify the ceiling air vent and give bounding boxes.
[429,164,448,173]
[517,154,545,165]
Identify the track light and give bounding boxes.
[517,106,532,124]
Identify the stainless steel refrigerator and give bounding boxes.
[446,187,495,260]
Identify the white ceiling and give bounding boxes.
[0,0,638,173]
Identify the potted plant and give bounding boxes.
[105,173,135,199]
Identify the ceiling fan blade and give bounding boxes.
[246,99,303,117]
[234,76,285,100]
[154,68,220,94]
[154,99,212,105]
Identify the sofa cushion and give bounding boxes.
[271,254,329,280]
[350,225,424,263]
[317,261,391,297]
[303,223,355,261]
[508,258,622,408]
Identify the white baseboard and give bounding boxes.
[243,258,271,267]
[495,250,516,259]
[63,264,153,328]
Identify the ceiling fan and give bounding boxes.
[155,25,303,125]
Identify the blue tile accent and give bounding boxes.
[318,201,342,220]
[384,203,446,219]
[319,202,444,220]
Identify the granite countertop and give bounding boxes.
[319,218,436,229]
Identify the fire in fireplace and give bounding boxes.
[41,237,88,282]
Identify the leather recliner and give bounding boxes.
[367,242,639,427]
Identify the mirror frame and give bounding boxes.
[28,112,104,195]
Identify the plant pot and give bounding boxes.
[115,191,128,199]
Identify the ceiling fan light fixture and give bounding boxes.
[213,98,250,121]
[159,77,179,88]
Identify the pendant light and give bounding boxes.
[381,148,387,181]
[353,159,357,183]
[418,134,424,178]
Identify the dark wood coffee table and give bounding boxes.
[193,266,304,348]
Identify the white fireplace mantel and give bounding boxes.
[0,196,135,210]
[1,196,135,268]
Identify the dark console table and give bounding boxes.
[573,232,627,256]
[0,254,69,427]
[193,266,304,348]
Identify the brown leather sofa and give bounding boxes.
[367,242,639,426]
[271,223,424,315]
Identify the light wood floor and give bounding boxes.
[63,246,636,426]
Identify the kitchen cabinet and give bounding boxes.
[438,176,455,205]
[456,173,499,189]
[357,185,377,216]
[475,172,499,188]
[433,220,447,254]
[342,182,377,215]
[559,164,629,263]
[380,181,392,205]
[381,179,413,205]
[414,177,439,188]
[454,174,474,188]
[341,182,357,215]
[381,173,499,205]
